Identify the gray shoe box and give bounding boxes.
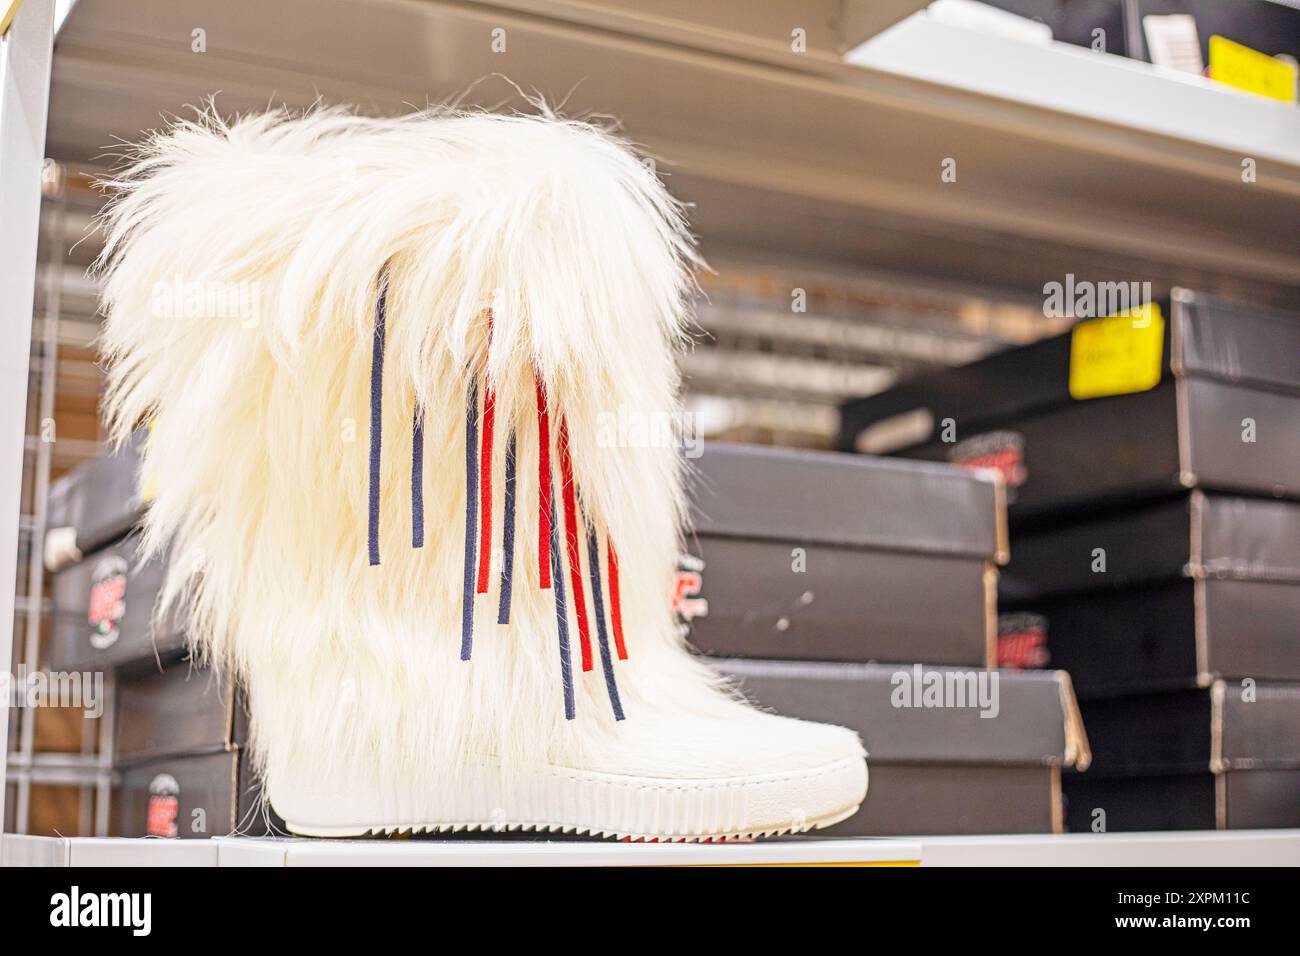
[687,443,1006,667]
[713,658,1090,835]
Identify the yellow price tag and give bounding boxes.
[1209,35,1298,104]
[1068,304,1165,401]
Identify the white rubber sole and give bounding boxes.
[278,756,867,843]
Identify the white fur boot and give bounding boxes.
[95,107,867,840]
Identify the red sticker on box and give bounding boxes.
[87,555,128,650]
[146,773,180,838]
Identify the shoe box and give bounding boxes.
[838,288,1298,832]
[1003,492,1300,695]
[113,658,246,763]
[839,291,1300,523]
[686,442,1007,667]
[115,748,268,840]
[45,426,180,673]
[45,427,149,561]
[111,657,275,838]
[714,659,1090,835]
[47,533,183,672]
[1064,682,1300,831]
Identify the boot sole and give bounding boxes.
[279,755,867,842]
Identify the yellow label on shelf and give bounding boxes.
[0,0,23,37]
[1068,304,1165,401]
[1209,35,1298,104]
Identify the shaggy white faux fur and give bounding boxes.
[95,106,760,804]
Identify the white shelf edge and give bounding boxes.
[846,14,1300,168]
[7,831,1300,867]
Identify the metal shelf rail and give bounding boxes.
[4,154,114,836]
[1,0,57,838]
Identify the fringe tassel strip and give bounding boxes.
[498,430,517,625]
[607,537,628,660]
[476,383,496,594]
[587,526,625,720]
[535,375,552,589]
[412,411,425,549]
[372,305,616,710]
[549,483,576,719]
[366,276,388,567]
[460,380,479,661]
[557,418,594,672]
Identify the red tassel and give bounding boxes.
[476,312,496,595]
[476,384,495,593]
[558,419,593,672]
[535,375,552,590]
[607,537,628,660]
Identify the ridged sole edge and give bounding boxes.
[284,801,862,843]
[278,755,867,842]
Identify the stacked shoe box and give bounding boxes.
[839,290,1300,830]
[45,434,271,838]
[686,442,1090,835]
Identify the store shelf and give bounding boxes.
[6,831,1299,867]
[919,830,1300,867]
[2,834,218,867]
[848,12,1300,166]
[45,0,1300,307]
[5,834,923,867]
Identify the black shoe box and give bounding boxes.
[1026,578,1298,697]
[1065,769,1300,831]
[1064,681,1300,831]
[839,290,1300,523]
[1003,492,1300,694]
[114,659,247,764]
[687,442,1007,667]
[47,533,183,672]
[713,658,1090,835]
[112,659,275,839]
[114,748,272,839]
[46,427,149,560]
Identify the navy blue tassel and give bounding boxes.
[412,410,425,549]
[497,430,517,625]
[366,275,388,567]
[586,525,625,721]
[549,483,576,719]
[461,380,479,661]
